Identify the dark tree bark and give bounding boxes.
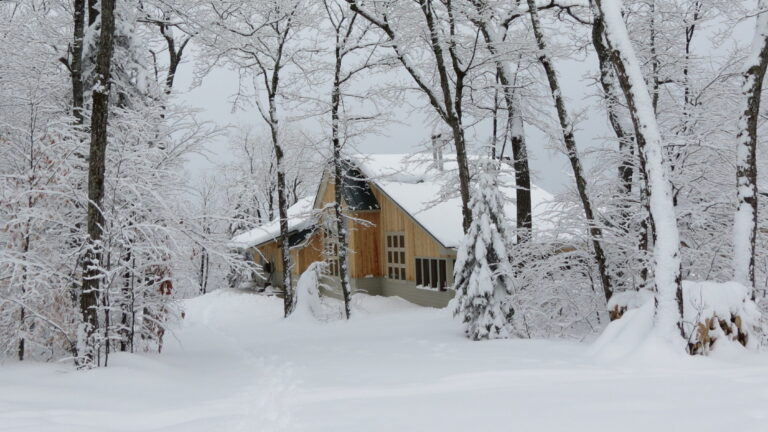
[71,0,86,124]
[149,15,190,93]
[119,249,131,352]
[466,1,533,242]
[80,0,117,364]
[527,0,613,303]
[88,0,98,25]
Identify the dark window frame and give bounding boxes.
[415,257,450,290]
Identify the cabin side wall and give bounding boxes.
[369,184,456,282]
[347,211,382,279]
[248,174,456,308]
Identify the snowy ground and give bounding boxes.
[2,289,768,431]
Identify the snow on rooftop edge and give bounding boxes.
[349,153,560,248]
[229,196,316,249]
[230,153,563,250]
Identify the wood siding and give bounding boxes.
[294,232,323,276]
[369,184,455,282]
[347,211,382,278]
[252,173,456,286]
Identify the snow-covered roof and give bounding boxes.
[229,196,316,249]
[349,153,557,248]
[230,153,559,250]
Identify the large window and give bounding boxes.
[415,258,449,290]
[386,232,406,280]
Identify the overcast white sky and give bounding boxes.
[171,13,752,196]
[173,54,599,195]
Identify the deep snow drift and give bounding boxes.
[2,289,768,431]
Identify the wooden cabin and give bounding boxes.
[230,154,556,308]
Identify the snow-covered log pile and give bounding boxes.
[682,281,760,355]
[606,282,760,355]
[607,289,653,321]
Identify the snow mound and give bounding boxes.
[589,299,657,361]
[182,288,284,331]
[591,281,761,359]
[291,262,344,322]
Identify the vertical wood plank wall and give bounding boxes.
[253,175,456,284]
[369,185,455,282]
[347,211,381,278]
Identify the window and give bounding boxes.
[415,257,449,290]
[385,232,406,280]
[325,242,340,277]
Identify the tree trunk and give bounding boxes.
[72,0,86,124]
[119,249,131,352]
[473,16,533,242]
[88,0,98,25]
[527,0,612,303]
[198,245,209,295]
[80,0,117,364]
[268,91,294,316]
[418,0,472,233]
[594,0,684,339]
[592,15,633,194]
[331,45,352,319]
[734,1,768,293]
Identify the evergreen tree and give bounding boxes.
[453,161,517,340]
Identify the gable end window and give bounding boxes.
[385,232,406,280]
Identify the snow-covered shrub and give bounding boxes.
[453,162,517,340]
[508,239,607,338]
[292,262,343,322]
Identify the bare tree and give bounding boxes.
[466,0,534,242]
[592,0,684,338]
[526,0,613,303]
[346,0,483,233]
[80,0,117,365]
[195,0,315,316]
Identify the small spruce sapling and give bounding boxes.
[453,161,518,340]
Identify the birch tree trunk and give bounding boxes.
[734,2,768,293]
[593,0,684,339]
[332,56,352,319]
[527,0,613,303]
[81,0,117,364]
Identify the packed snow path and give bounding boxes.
[2,289,768,431]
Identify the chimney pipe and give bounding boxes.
[431,133,444,171]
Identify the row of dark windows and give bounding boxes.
[415,258,448,290]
